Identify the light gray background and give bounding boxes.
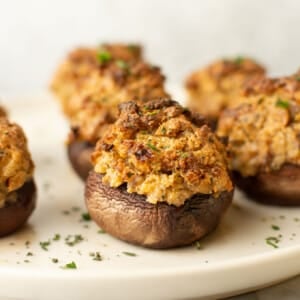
[0,0,299,299]
[1,0,300,92]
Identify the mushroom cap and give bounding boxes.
[85,171,233,249]
[67,140,93,181]
[234,164,300,206]
[0,180,36,237]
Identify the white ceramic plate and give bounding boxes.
[0,90,299,300]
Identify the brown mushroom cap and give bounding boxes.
[0,180,36,237]
[234,164,300,206]
[67,140,93,181]
[85,171,233,249]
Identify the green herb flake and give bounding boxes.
[93,252,102,261]
[62,261,77,269]
[271,225,280,231]
[81,213,91,221]
[233,56,244,65]
[116,59,129,70]
[266,236,279,249]
[39,240,51,251]
[161,127,167,135]
[122,251,137,257]
[146,143,160,152]
[53,234,61,241]
[294,217,300,222]
[195,241,202,250]
[180,152,189,158]
[24,260,30,263]
[97,50,111,64]
[65,234,84,247]
[98,229,106,234]
[275,98,289,109]
[26,252,33,256]
[296,76,300,82]
[52,258,59,264]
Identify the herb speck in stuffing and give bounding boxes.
[275,98,289,109]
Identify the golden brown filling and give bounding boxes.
[0,117,34,207]
[217,76,300,177]
[92,99,233,206]
[51,43,143,118]
[51,43,169,143]
[185,57,265,120]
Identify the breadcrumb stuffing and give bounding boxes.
[186,57,265,121]
[0,117,34,207]
[51,44,169,143]
[217,75,300,176]
[92,99,233,206]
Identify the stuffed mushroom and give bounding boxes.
[51,43,169,180]
[185,57,266,128]
[217,75,300,206]
[85,99,234,248]
[0,110,36,236]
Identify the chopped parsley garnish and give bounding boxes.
[65,234,84,246]
[271,225,280,231]
[52,258,59,264]
[26,252,33,256]
[40,240,51,251]
[98,229,106,234]
[62,261,77,269]
[266,236,279,249]
[97,50,111,64]
[234,56,244,65]
[147,143,160,152]
[122,251,137,257]
[53,234,61,241]
[90,252,102,261]
[116,59,129,70]
[24,260,30,263]
[275,98,289,109]
[161,127,167,134]
[81,212,91,221]
[294,217,300,222]
[296,76,300,82]
[195,241,201,250]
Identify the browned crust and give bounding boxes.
[0,180,36,237]
[234,164,300,206]
[67,141,93,181]
[243,75,300,96]
[85,171,233,249]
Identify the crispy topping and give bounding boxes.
[51,43,169,143]
[217,75,300,176]
[92,99,233,206]
[51,43,143,118]
[185,57,266,120]
[0,117,34,207]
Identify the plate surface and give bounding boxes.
[0,90,299,300]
